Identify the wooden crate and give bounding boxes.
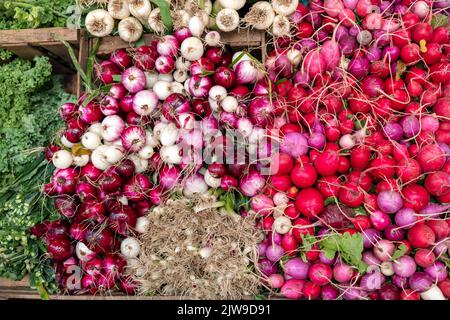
[0,277,254,300]
[0,27,89,95]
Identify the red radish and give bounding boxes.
[290,163,317,188]
[295,188,324,219]
[308,263,332,286]
[414,249,436,268]
[407,224,436,248]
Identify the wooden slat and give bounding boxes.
[0,28,78,47]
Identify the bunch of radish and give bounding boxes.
[251,0,449,300]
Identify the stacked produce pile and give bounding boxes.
[14,0,450,300]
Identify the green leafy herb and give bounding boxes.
[300,234,317,263]
[431,14,448,29]
[320,232,368,273]
[354,206,367,215]
[391,243,408,261]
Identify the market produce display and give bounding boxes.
[0,0,449,300]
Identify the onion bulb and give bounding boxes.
[243,2,275,30]
[108,0,130,20]
[129,0,151,19]
[118,17,143,42]
[180,37,204,61]
[52,150,73,169]
[121,237,141,259]
[272,15,290,37]
[148,8,164,33]
[218,0,246,10]
[85,9,114,37]
[272,0,298,16]
[216,8,239,32]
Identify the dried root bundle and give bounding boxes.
[130,195,264,299]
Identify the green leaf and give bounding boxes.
[60,39,90,91]
[150,0,173,34]
[431,14,448,29]
[391,243,408,261]
[354,206,367,216]
[85,38,100,88]
[324,196,337,206]
[320,232,367,273]
[300,234,317,262]
[112,75,122,82]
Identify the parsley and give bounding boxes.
[320,232,368,273]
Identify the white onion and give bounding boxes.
[287,48,302,66]
[128,154,148,173]
[180,37,204,61]
[273,216,292,234]
[237,118,253,138]
[221,96,238,113]
[183,173,209,197]
[135,216,150,234]
[60,135,74,148]
[218,0,246,10]
[153,122,168,141]
[52,150,73,169]
[121,237,141,259]
[133,90,159,116]
[88,122,102,136]
[145,71,159,89]
[204,31,221,47]
[91,145,111,170]
[76,242,96,262]
[158,73,173,82]
[105,145,124,164]
[81,132,101,150]
[73,154,89,167]
[188,15,205,37]
[272,15,291,37]
[138,145,154,159]
[204,170,221,188]
[272,0,298,16]
[175,57,191,71]
[108,0,130,20]
[273,192,289,206]
[216,8,239,32]
[177,113,196,131]
[85,9,114,37]
[173,69,188,83]
[101,115,125,142]
[160,123,179,146]
[160,145,182,164]
[208,97,220,112]
[129,0,151,19]
[209,85,227,101]
[145,130,159,147]
[118,17,143,42]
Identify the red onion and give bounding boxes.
[51,168,78,195]
[174,27,191,42]
[191,99,212,118]
[156,35,179,57]
[75,182,97,202]
[54,196,77,219]
[240,171,265,197]
[121,126,146,152]
[234,60,259,84]
[123,174,152,202]
[134,45,157,70]
[162,93,190,121]
[77,201,106,224]
[98,171,122,193]
[59,103,78,121]
[248,97,274,126]
[100,96,120,116]
[110,49,132,69]
[47,238,72,261]
[121,67,146,93]
[409,272,433,292]
[109,84,126,100]
[96,60,120,84]
[84,227,114,253]
[79,102,102,124]
[190,57,215,76]
[81,163,102,182]
[120,95,134,113]
[84,257,102,276]
[114,159,135,178]
[188,75,212,98]
[69,222,86,241]
[214,67,236,89]
[109,205,137,235]
[159,165,181,189]
[155,55,175,74]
